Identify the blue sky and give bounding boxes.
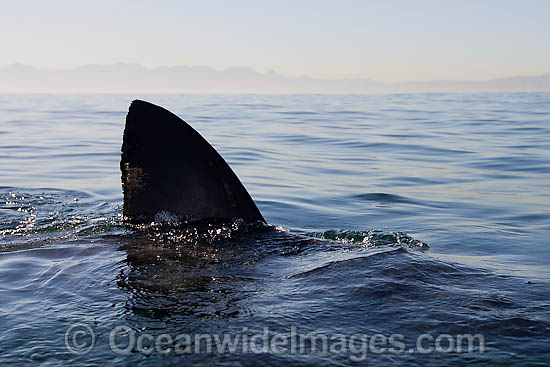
[2,0,549,82]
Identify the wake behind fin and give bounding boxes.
[121,100,265,224]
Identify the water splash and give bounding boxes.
[0,187,121,250]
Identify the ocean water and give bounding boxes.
[0,93,549,366]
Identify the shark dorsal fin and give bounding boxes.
[121,100,265,223]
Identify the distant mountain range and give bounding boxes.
[1,63,549,93]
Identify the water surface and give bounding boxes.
[0,93,549,365]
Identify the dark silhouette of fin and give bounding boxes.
[121,100,265,224]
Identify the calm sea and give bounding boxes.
[0,93,549,365]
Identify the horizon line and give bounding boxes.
[2,62,550,85]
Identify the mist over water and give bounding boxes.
[0,93,549,365]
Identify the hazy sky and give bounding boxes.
[2,0,549,82]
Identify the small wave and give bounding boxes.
[352,192,413,204]
[308,229,429,250]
